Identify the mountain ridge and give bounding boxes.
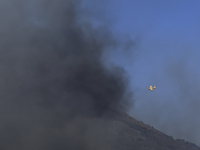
[84,109,200,150]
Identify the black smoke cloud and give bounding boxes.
[0,0,132,149]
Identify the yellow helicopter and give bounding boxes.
[149,85,156,91]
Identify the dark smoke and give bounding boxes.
[0,0,132,149]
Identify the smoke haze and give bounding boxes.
[0,0,133,149]
[130,49,200,146]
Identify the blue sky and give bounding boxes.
[91,0,200,146]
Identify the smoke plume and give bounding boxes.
[0,0,132,149]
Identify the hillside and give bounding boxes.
[73,110,200,150]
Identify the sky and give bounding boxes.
[0,0,200,149]
[100,0,200,146]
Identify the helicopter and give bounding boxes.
[149,85,156,91]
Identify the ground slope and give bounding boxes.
[78,110,200,150]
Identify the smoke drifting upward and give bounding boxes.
[131,54,200,146]
[0,0,132,149]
